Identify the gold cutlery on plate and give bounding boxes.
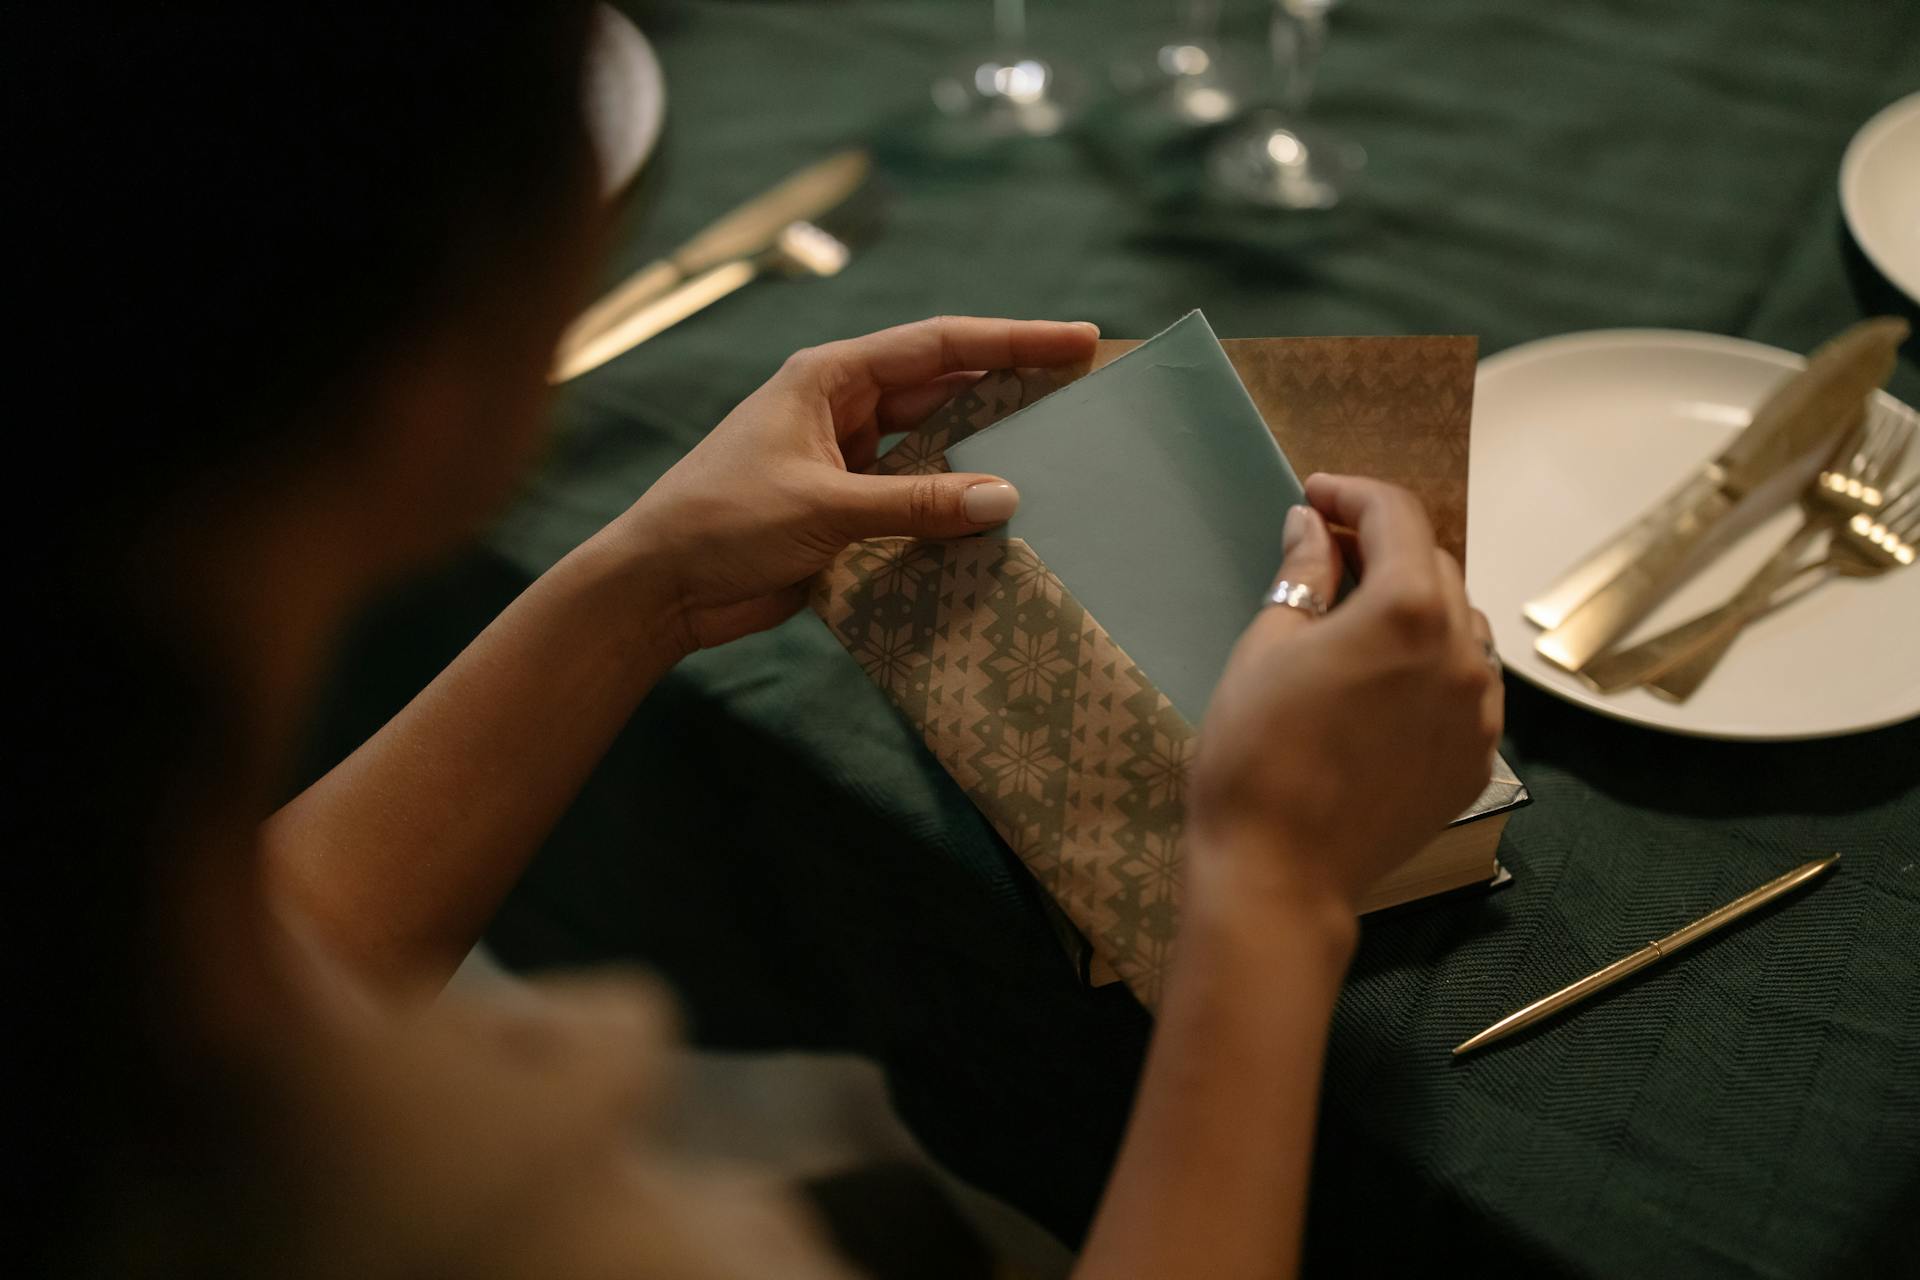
[1643,472,1918,701]
[1583,405,1917,697]
[552,149,871,381]
[1528,318,1907,674]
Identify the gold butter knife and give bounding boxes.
[553,149,871,382]
[1531,318,1907,673]
[551,222,852,382]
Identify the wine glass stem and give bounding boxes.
[996,0,1027,53]
[1273,7,1327,115]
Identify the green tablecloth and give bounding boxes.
[310,1,1920,1273]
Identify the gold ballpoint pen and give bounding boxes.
[1453,853,1840,1057]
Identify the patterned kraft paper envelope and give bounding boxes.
[809,336,1478,1009]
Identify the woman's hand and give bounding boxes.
[1080,476,1499,1280]
[1188,473,1503,923]
[606,316,1099,654]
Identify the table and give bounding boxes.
[306,2,1920,1272]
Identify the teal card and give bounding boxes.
[946,311,1305,725]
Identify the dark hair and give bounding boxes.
[20,6,595,544]
[8,7,593,1272]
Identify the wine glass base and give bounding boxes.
[1110,40,1250,126]
[933,53,1085,138]
[1207,113,1364,210]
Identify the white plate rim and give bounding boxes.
[1840,90,1920,306]
[1470,327,1920,743]
[587,4,666,198]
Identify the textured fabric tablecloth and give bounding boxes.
[307,2,1920,1273]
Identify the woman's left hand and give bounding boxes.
[608,316,1099,653]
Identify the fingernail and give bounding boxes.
[1283,503,1313,553]
[1071,321,1101,337]
[964,480,1020,525]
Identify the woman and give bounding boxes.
[15,6,1500,1276]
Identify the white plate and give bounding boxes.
[1467,330,1920,741]
[585,4,665,197]
[1841,92,1920,306]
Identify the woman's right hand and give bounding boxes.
[1187,474,1503,922]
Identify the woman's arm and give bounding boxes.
[1077,475,1505,1278]
[262,528,690,991]
[265,317,1099,991]
[1075,873,1354,1279]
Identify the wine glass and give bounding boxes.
[1207,0,1365,209]
[1111,1,1249,127]
[932,0,1085,139]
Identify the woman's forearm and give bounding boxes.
[264,525,690,991]
[1075,850,1357,1280]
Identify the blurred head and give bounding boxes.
[10,6,599,1272]
[21,5,602,588]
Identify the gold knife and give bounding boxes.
[551,223,852,382]
[552,149,871,382]
[1531,318,1907,673]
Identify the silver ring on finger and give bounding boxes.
[1264,579,1329,618]
[1482,638,1503,673]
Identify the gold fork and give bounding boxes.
[1583,407,1916,699]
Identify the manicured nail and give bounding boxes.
[964,480,1020,525]
[1283,503,1313,554]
